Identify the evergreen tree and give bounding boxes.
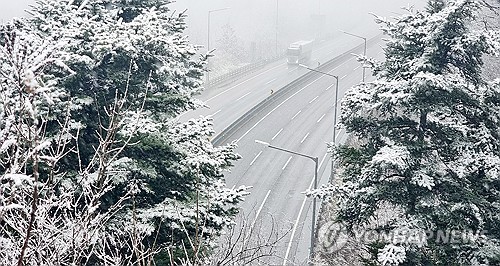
[215,23,248,63]
[210,23,248,78]
[0,0,247,264]
[315,1,500,265]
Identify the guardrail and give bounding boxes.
[212,34,381,146]
[207,53,286,88]
[206,37,339,88]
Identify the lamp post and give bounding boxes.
[207,7,230,85]
[341,30,367,82]
[298,64,339,176]
[255,140,319,262]
[275,0,279,56]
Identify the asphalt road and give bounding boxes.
[218,38,385,265]
[177,31,374,134]
[176,22,387,266]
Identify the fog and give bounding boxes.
[0,0,425,71]
[0,0,35,22]
[1,0,425,46]
[169,0,425,52]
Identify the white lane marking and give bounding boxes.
[353,65,361,71]
[333,98,342,107]
[317,114,326,123]
[335,129,342,141]
[265,78,277,85]
[250,151,262,166]
[301,132,310,143]
[236,91,252,102]
[283,152,328,265]
[292,110,302,120]
[256,190,271,229]
[282,156,292,170]
[236,74,325,143]
[340,74,348,80]
[325,84,335,91]
[211,109,222,116]
[283,192,307,265]
[288,67,298,73]
[272,128,283,140]
[320,152,328,168]
[251,190,271,233]
[242,190,271,251]
[309,96,319,104]
[206,63,286,102]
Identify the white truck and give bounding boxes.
[286,40,313,65]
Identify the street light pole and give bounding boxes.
[341,30,367,82]
[298,64,339,176]
[207,7,230,85]
[275,0,279,56]
[254,140,319,262]
[331,75,339,175]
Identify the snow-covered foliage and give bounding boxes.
[211,23,249,77]
[312,1,500,265]
[377,244,406,266]
[0,0,246,264]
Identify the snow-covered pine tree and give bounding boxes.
[212,23,248,74]
[314,0,500,265]
[1,0,247,264]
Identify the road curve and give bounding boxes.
[220,36,385,265]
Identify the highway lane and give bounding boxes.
[181,3,426,264]
[221,37,385,265]
[177,32,375,134]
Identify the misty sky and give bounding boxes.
[0,0,426,53]
[0,0,34,22]
[170,0,426,54]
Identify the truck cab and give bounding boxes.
[287,40,313,65]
